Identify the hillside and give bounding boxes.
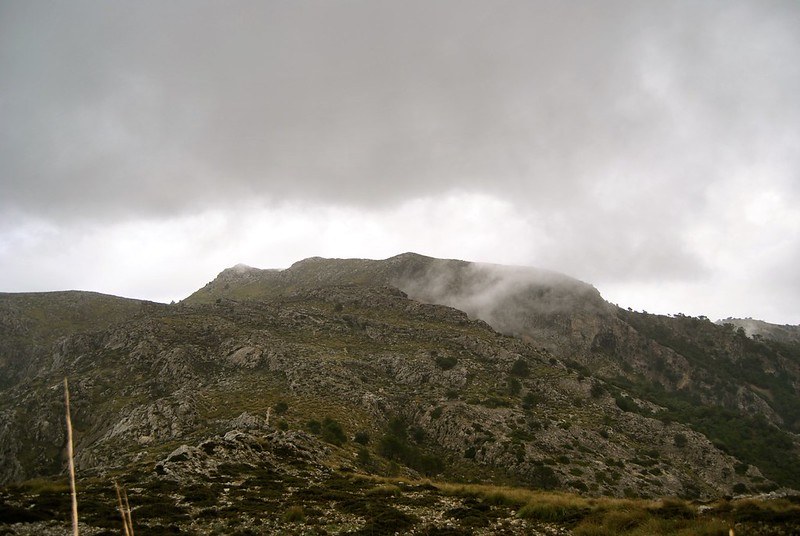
[187,253,800,489]
[2,254,800,534]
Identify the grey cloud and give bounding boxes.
[1,0,799,295]
[3,1,798,217]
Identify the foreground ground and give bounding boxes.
[2,469,800,535]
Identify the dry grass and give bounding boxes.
[365,483,402,497]
[114,481,135,535]
[282,505,306,522]
[64,377,79,536]
[359,475,746,536]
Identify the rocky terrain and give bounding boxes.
[1,252,800,534]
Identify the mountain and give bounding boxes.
[186,253,800,485]
[719,317,800,346]
[2,253,800,534]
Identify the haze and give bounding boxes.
[1,1,798,324]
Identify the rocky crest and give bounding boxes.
[1,254,799,508]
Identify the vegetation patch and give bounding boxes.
[517,498,591,524]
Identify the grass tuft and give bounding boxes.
[282,505,306,523]
[517,496,591,523]
[365,484,401,497]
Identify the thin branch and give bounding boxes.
[123,486,135,535]
[114,481,131,536]
[64,377,79,536]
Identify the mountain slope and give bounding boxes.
[187,253,800,489]
[1,253,799,504]
[0,287,761,500]
[0,291,160,389]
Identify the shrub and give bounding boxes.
[510,359,530,377]
[673,433,688,448]
[354,431,370,445]
[282,505,305,522]
[435,355,458,370]
[305,420,321,434]
[378,427,444,476]
[388,417,407,438]
[734,462,749,475]
[357,447,371,465]
[321,417,347,446]
[274,401,289,415]
[615,395,637,413]
[379,434,407,460]
[522,393,539,409]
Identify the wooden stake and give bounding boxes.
[64,377,79,536]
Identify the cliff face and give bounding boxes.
[2,254,799,501]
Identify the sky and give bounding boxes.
[1,1,799,324]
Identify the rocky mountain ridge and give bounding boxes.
[1,253,799,511]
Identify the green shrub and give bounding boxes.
[357,447,371,465]
[435,355,458,370]
[306,420,321,434]
[378,424,444,476]
[321,417,347,446]
[388,417,407,438]
[510,359,530,377]
[522,393,539,409]
[590,382,606,399]
[615,395,637,413]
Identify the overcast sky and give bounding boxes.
[1,1,799,324]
